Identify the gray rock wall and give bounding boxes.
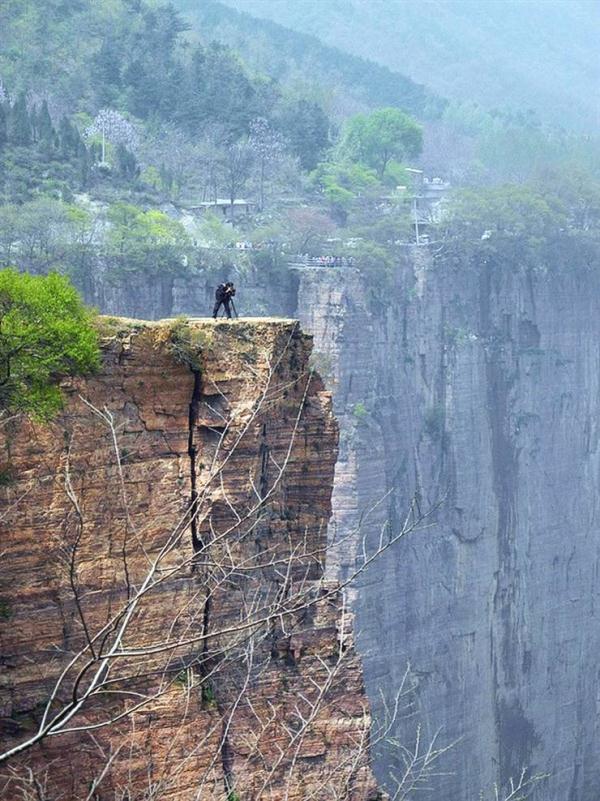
[295,251,600,801]
[83,263,297,320]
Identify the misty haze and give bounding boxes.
[0,1,599,800]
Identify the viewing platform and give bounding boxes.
[287,256,357,270]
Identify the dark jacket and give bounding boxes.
[215,283,228,302]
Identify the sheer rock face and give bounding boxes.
[0,319,381,801]
[295,254,600,801]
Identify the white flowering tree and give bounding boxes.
[85,108,137,166]
[248,117,285,210]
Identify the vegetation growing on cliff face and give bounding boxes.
[0,269,99,418]
[439,175,600,275]
[162,315,211,371]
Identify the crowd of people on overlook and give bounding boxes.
[221,240,357,268]
[299,254,356,268]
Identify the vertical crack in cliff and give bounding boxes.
[187,367,203,553]
[221,734,236,800]
[259,422,269,501]
[186,363,214,675]
[186,363,233,797]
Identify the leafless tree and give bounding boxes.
[479,769,549,801]
[0,323,541,801]
[248,118,285,211]
[221,140,254,211]
[0,323,437,800]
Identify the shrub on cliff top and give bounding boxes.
[105,203,192,277]
[162,316,211,372]
[0,269,100,420]
[439,184,570,273]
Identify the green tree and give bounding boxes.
[34,100,56,158]
[181,43,262,138]
[106,203,191,276]
[12,198,70,273]
[278,99,330,171]
[341,107,423,179]
[116,143,139,181]
[440,185,569,273]
[0,269,99,419]
[8,92,31,146]
[35,100,54,144]
[62,205,96,290]
[58,115,82,158]
[92,36,123,106]
[312,160,379,223]
[197,211,233,249]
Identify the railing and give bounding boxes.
[287,256,357,269]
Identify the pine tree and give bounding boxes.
[59,115,80,158]
[0,104,7,151]
[93,37,123,104]
[79,146,91,189]
[279,100,330,171]
[37,101,55,144]
[116,144,139,181]
[9,93,32,146]
[36,100,56,156]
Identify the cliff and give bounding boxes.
[0,318,381,800]
[294,254,600,801]
[15,247,600,800]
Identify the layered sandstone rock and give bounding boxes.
[0,318,381,801]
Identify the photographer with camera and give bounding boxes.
[212,281,237,319]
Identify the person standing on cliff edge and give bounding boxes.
[212,281,236,319]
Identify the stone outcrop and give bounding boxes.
[0,319,381,800]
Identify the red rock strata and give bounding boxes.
[0,319,382,800]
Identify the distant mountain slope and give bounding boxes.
[212,0,600,131]
[173,0,445,119]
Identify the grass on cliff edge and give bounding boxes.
[0,269,100,421]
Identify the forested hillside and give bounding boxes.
[174,0,600,186]
[175,0,445,119]
[0,0,335,203]
[215,0,600,132]
[1,0,600,310]
[0,0,340,295]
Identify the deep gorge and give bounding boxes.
[3,247,600,800]
[171,249,600,801]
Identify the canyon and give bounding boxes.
[3,245,600,800]
[294,252,600,801]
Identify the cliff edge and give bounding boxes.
[0,318,381,800]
